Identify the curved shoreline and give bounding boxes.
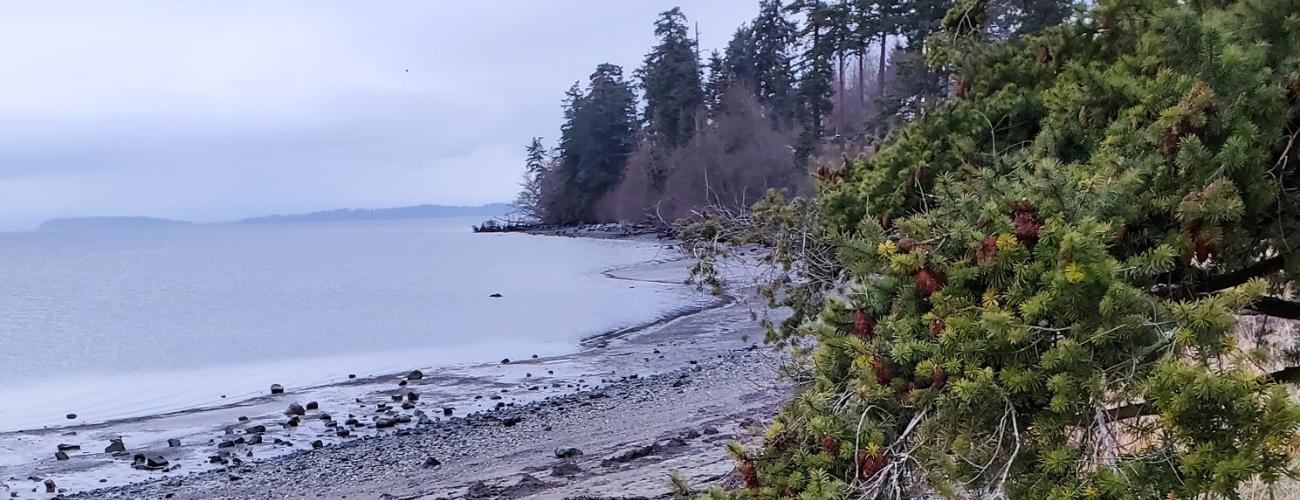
[0,247,745,499]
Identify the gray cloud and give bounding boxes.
[0,1,756,229]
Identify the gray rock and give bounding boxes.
[54,451,68,461]
[285,403,306,416]
[65,413,77,420]
[305,401,319,411]
[311,440,323,449]
[246,425,267,434]
[270,384,284,395]
[104,439,126,453]
[56,443,79,452]
[407,370,424,380]
[421,457,441,469]
[553,447,584,459]
[167,438,182,448]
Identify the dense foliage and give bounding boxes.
[689,0,1300,497]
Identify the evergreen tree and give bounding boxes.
[685,0,1300,497]
[704,50,731,118]
[542,64,638,224]
[512,137,550,220]
[640,7,705,151]
[728,0,799,125]
[791,0,839,162]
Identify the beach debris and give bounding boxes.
[407,370,424,380]
[104,438,126,453]
[167,438,182,447]
[421,456,441,469]
[553,447,584,459]
[270,384,284,395]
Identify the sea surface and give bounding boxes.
[0,218,702,431]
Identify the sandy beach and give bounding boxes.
[2,252,787,499]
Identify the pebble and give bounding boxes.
[270,384,284,395]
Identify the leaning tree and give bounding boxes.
[683,0,1300,497]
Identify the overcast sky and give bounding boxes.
[0,1,757,230]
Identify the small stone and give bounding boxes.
[407,392,419,401]
[442,408,454,416]
[501,416,521,427]
[54,451,68,461]
[701,426,719,435]
[501,358,510,364]
[65,413,77,420]
[246,434,263,445]
[305,401,318,411]
[270,384,284,395]
[407,370,424,380]
[401,402,415,410]
[489,293,503,298]
[246,425,267,434]
[56,443,80,452]
[391,394,403,402]
[311,440,323,449]
[286,416,300,427]
[348,374,356,379]
[167,438,182,448]
[553,447,584,459]
[104,438,126,453]
[217,440,236,449]
[44,479,55,493]
[238,416,249,422]
[531,354,538,359]
[336,429,350,438]
[286,403,306,416]
[421,457,441,469]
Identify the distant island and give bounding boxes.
[36,203,512,231]
[234,203,512,224]
[36,216,193,232]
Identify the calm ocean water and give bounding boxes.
[0,218,700,430]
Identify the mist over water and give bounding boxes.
[0,219,702,430]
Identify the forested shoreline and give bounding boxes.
[513,0,1071,226]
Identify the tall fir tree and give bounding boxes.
[640,7,705,151]
[512,137,550,220]
[542,64,638,224]
[791,0,839,162]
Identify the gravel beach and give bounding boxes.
[3,254,789,499]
